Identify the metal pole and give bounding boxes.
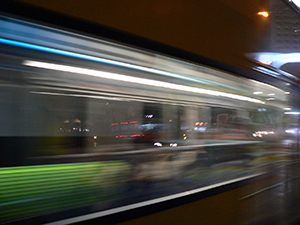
[297,114,300,151]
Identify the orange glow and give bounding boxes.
[258,60,272,65]
[257,11,269,17]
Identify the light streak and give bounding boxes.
[23,60,264,104]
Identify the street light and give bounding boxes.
[257,11,269,17]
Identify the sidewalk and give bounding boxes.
[240,143,300,225]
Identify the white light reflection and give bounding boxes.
[23,60,264,104]
[154,142,162,147]
[284,112,300,115]
[170,143,178,147]
[285,129,297,134]
[290,0,300,8]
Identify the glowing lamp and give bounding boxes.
[258,11,269,17]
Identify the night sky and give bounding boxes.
[17,0,269,68]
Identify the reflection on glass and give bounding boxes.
[0,78,287,223]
